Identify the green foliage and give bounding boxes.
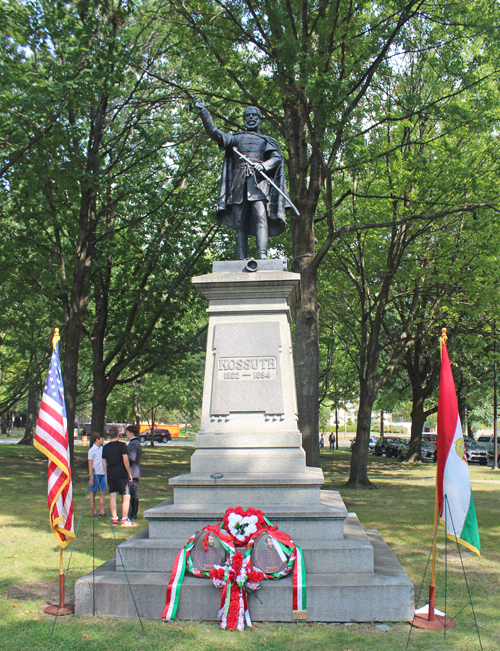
[0,0,228,428]
[3,0,500,476]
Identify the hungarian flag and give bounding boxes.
[437,338,480,557]
[34,332,74,548]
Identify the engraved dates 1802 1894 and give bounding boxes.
[217,356,277,381]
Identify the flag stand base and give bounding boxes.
[45,569,74,616]
[411,588,455,630]
[412,611,455,630]
[44,603,75,616]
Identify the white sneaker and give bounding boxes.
[121,518,137,527]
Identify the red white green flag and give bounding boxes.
[437,337,480,557]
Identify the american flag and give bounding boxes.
[34,332,74,547]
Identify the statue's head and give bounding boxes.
[243,106,261,131]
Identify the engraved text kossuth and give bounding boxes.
[218,356,277,381]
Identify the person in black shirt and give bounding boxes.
[126,425,142,520]
[102,425,137,527]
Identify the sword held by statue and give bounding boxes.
[233,147,300,216]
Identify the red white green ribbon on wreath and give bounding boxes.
[161,536,193,621]
[293,544,306,610]
[161,506,306,628]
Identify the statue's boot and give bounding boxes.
[256,221,268,259]
[235,230,248,259]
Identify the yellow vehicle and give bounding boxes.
[138,423,181,437]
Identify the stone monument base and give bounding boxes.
[75,491,413,622]
[75,263,413,622]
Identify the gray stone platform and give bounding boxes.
[75,263,414,622]
[116,510,374,575]
[75,523,413,621]
[145,490,348,540]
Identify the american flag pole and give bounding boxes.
[34,328,75,615]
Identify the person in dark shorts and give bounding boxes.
[125,425,142,520]
[102,425,137,527]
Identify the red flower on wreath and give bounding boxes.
[247,569,264,583]
[209,567,225,581]
[226,583,240,630]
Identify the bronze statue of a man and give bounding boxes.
[194,98,292,260]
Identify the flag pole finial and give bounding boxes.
[52,328,60,349]
[439,328,448,354]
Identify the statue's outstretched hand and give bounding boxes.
[193,96,206,111]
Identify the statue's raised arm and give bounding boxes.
[194,99,294,260]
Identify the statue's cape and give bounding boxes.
[216,132,289,237]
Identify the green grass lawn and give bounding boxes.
[0,443,498,650]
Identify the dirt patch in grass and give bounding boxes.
[7,580,75,603]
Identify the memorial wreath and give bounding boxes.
[161,506,306,630]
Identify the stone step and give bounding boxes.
[189,447,307,474]
[75,530,413,622]
[169,469,324,507]
[116,514,374,575]
[144,490,348,541]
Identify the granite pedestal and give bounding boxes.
[75,260,414,621]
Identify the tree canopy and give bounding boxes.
[2,0,500,485]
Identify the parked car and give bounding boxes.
[422,434,437,447]
[374,436,406,457]
[350,436,377,453]
[398,439,436,461]
[464,440,489,465]
[81,422,127,437]
[139,428,172,444]
[477,434,500,458]
[397,440,409,459]
[421,441,437,461]
[374,436,389,456]
[385,437,406,457]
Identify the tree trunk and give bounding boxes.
[285,95,322,469]
[1,413,8,434]
[91,384,107,437]
[457,394,466,431]
[62,88,108,468]
[150,409,155,448]
[293,262,320,467]
[90,267,111,437]
[404,342,439,462]
[406,394,425,462]
[63,286,92,467]
[133,381,142,428]
[346,384,375,488]
[18,389,38,445]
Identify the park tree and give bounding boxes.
[318,43,500,485]
[0,0,223,461]
[0,224,57,443]
[85,136,220,434]
[160,0,500,470]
